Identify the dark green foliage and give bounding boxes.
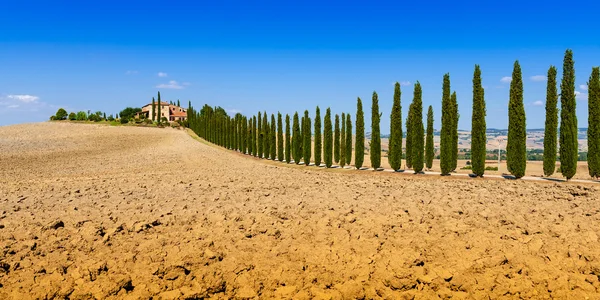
[253,116,258,157]
[285,114,291,163]
[292,112,301,164]
[76,111,87,121]
[355,98,365,169]
[262,112,269,159]
[440,74,453,175]
[340,112,346,167]
[303,110,311,165]
[346,114,352,166]
[544,66,558,177]
[425,105,434,169]
[411,82,424,173]
[451,92,459,171]
[103,113,106,120]
[118,107,142,120]
[324,108,333,168]
[152,97,156,121]
[300,115,304,161]
[54,108,68,120]
[278,113,284,161]
[270,114,277,160]
[120,117,128,124]
[589,67,600,178]
[177,100,180,107]
[242,117,248,154]
[405,104,413,169]
[559,50,578,180]
[68,112,76,120]
[334,114,340,163]
[157,92,162,124]
[370,92,381,169]
[257,112,263,158]
[314,107,322,166]
[389,82,402,171]
[507,60,527,178]
[471,65,487,177]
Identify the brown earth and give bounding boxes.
[1,122,600,299]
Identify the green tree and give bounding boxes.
[177,99,180,107]
[507,60,527,178]
[68,112,76,120]
[314,107,322,166]
[54,108,68,120]
[346,114,353,166]
[257,112,263,158]
[303,110,311,165]
[471,65,487,177]
[242,116,248,154]
[370,92,381,169]
[544,66,559,177]
[152,97,156,121]
[334,114,340,164]
[411,82,424,173]
[292,112,301,164]
[263,112,269,159]
[588,67,600,178]
[559,49,578,180]
[425,105,434,169]
[355,98,365,169]
[253,116,258,157]
[406,104,413,169]
[451,92,459,171]
[76,111,87,121]
[440,74,453,175]
[389,82,402,171]
[157,91,162,124]
[278,113,284,161]
[285,114,291,163]
[118,107,142,120]
[324,108,333,168]
[340,112,346,167]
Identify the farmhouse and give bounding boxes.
[136,102,187,122]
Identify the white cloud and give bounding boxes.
[530,75,546,82]
[226,109,242,115]
[400,81,411,86]
[575,91,588,101]
[580,84,588,91]
[532,100,544,106]
[158,72,168,77]
[8,94,39,103]
[125,70,139,75]
[500,76,512,83]
[156,80,184,89]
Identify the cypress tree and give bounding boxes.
[543,66,558,177]
[406,104,413,169]
[242,116,248,154]
[471,65,487,177]
[370,92,381,169]
[324,108,333,168]
[389,82,402,171]
[559,49,578,180]
[152,97,156,121]
[425,105,434,170]
[271,114,277,160]
[177,99,180,107]
[300,115,304,161]
[411,82,424,173]
[314,107,322,166]
[340,112,346,167]
[292,112,301,164]
[285,114,291,163]
[253,116,257,157]
[440,74,452,175]
[303,110,311,165]
[157,91,162,124]
[589,67,600,178]
[451,92,459,171]
[334,114,340,164]
[355,98,365,169]
[507,60,527,178]
[278,113,284,161]
[257,112,263,158]
[263,112,269,159]
[346,114,352,166]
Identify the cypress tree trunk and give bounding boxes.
[324,108,333,168]
[314,107,322,167]
[389,82,402,171]
[355,98,365,169]
[440,74,452,175]
[559,49,578,180]
[346,114,352,166]
[406,104,413,169]
[257,112,263,158]
[507,60,527,178]
[425,105,434,169]
[543,66,558,177]
[277,113,284,161]
[303,110,312,165]
[152,98,156,121]
[285,114,291,163]
[412,82,424,173]
[370,92,381,169]
[340,112,346,167]
[271,114,277,160]
[263,112,269,159]
[451,92,459,171]
[589,67,600,178]
[157,92,162,125]
[471,65,487,177]
[292,112,301,164]
[334,114,340,164]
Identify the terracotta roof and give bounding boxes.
[171,111,187,117]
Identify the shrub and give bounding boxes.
[76,111,87,121]
[120,118,129,124]
[68,112,76,120]
[88,113,101,122]
[55,108,68,120]
[145,119,153,125]
[107,115,115,121]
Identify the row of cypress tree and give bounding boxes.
[185,49,599,180]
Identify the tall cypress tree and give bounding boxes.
[152,97,156,121]
[346,114,352,166]
[324,108,333,168]
[411,82,424,173]
[389,82,402,171]
[507,60,527,178]
[242,116,248,154]
[253,116,257,157]
[257,112,263,158]
[278,113,284,161]
[300,115,304,161]
[588,67,600,178]
[370,92,381,169]
[334,114,340,164]
[285,114,291,163]
[355,98,365,169]
[340,112,346,167]
[303,110,311,165]
[560,49,578,180]
[157,91,162,124]
[271,114,277,160]
[471,65,487,177]
[406,104,413,169]
[314,107,322,166]
[543,66,558,177]
[425,105,434,170]
[292,112,301,164]
[440,74,452,175]
[263,112,269,159]
[451,92,459,171]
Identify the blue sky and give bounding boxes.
[1,0,599,131]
